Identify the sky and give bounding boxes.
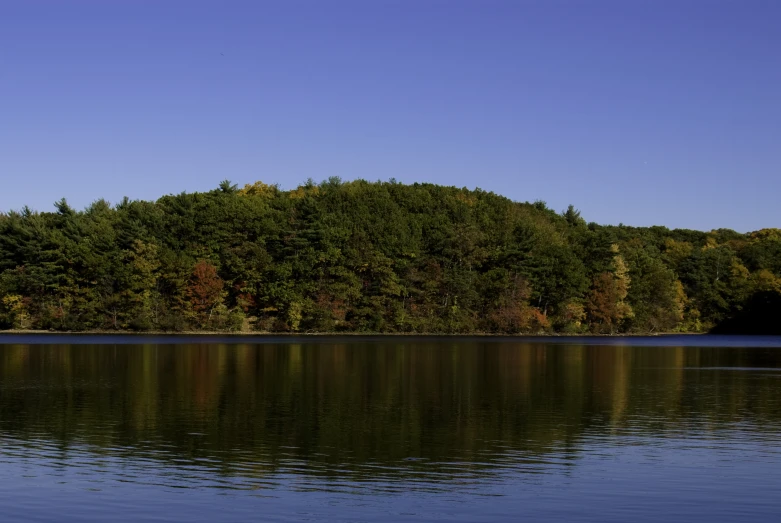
[1,0,779,232]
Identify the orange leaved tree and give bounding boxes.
[187,260,225,327]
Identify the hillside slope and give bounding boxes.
[2,179,779,333]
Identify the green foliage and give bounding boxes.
[0,180,775,333]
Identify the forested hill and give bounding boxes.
[1,179,779,334]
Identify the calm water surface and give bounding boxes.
[1,335,780,522]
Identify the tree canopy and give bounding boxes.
[1,179,779,333]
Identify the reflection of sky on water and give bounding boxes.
[2,430,780,523]
[0,338,780,522]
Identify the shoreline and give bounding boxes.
[0,329,705,337]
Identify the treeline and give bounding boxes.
[1,179,779,333]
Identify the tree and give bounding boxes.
[586,245,633,333]
[563,205,585,227]
[187,260,225,327]
[2,294,31,329]
[218,180,238,193]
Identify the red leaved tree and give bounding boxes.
[187,260,225,324]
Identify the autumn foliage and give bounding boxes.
[1,180,780,333]
[187,261,225,325]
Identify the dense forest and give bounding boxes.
[1,179,779,334]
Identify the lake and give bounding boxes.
[1,335,781,522]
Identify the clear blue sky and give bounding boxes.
[1,1,779,232]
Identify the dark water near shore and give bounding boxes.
[1,336,781,522]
